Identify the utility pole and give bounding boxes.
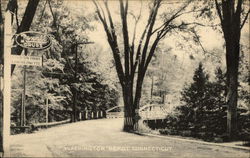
[151,76,154,101]
[71,42,93,122]
[21,65,26,126]
[72,44,77,122]
[45,98,48,127]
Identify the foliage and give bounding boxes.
[178,63,226,133]
[157,62,250,142]
[10,0,119,127]
[159,63,227,141]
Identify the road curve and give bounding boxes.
[9,118,249,157]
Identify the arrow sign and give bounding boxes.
[11,55,43,66]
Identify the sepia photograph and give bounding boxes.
[0,0,249,157]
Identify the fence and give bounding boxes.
[78,110,106,120]
[11,110,107,134]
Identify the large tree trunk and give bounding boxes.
[123,77,142,132]
[223,10,241,139]
[215,0,246,140]
[226,72,238,139]
[225,41,240,139]
[132,77,144,131]
[122,85,134,132]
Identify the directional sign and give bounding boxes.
[11,55,43,66]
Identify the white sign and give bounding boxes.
[11,55,43,66]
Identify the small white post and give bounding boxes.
[96,111,99,118]
[85,111,88,120]
[100,111,103,118]
[45,98,49,127]
[3,10,12,156]
[79,112,82,120]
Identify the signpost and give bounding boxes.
[3,10,12,157]
[2,13,51,156]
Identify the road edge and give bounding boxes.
[134,132,250,152]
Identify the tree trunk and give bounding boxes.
[150,76,153,100]
[215,0,244,140]
[226,73,238,139]
[0,1,4,152]
[123,84,134,132]
[162,91,165,104]
[223,15,240,138]
[123,77,143,132]
[132,78,143,131]
[225,42,240,139]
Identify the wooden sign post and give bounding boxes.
[3,10,12,157]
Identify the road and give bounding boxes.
[9,118,249,157]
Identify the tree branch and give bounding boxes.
[130,1,142,77]
[235,0,243,17]
[131,0,154,77]
[141,0,161,69]
[103,0,117,41]
[143,36,161,76]
[215,0,223,23]
[39,0,48,22]
[93,0,125,86]
[152,0,191,35]
[120,0,130,77]
[48,0,56,26]
[240,9,250,29]
[15,0,19,28]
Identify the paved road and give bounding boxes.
[9,118,249,157]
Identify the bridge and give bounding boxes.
[11,104,168,134]
[139,104,168,120]
[105,104,168,120]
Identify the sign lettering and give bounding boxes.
[11,55,43,66]
[15,31,52,50]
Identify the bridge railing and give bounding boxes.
[31,119,71,130]
[78,110,106,120]
[11,110,107,134]
[106,112,124,118]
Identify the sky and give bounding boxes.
[66,0,249,56]
[17,0,249,86]
[63,0,249,86]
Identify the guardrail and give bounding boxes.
[10,126,31,134]
[79,110,106,120]
[106,112,124,118]
[31,119,71,130]
[11,110,109,134]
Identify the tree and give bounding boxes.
[180,63,209,128]
[25,0,118,123]
[176,64,227,139]
[214,0,250,139]
[93,0,193,132]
